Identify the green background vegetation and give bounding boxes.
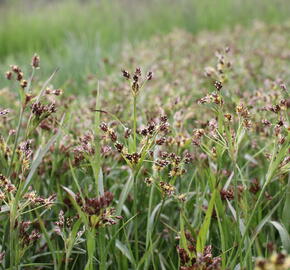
[1,0,290,92]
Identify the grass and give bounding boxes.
[0,0,290,92]
[0,20,289,269]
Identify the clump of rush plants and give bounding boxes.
[0,22,289,269]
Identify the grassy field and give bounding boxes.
[1,0,290,92]
[0,1,290,269]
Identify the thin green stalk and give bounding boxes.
[133,96,137,152]
[133,171,139,261]
[152,198,165,234]
[7,106,24,177]
[144,184,155,270]
[93,86,101,196]
[36,210,57,270]
[85,228,96,270]
[229,140,287,268]
[65,243,69,270]
[145,184,155,249]
[98,227,107,270]
[9,179,25,270]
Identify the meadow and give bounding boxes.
[1,0,290,91]
[0,1,290,269]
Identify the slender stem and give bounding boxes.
[145,184,155,249]
[65,244,69,270]
[9,221,14,270]
[132,93,138,259]
[9,180,24,270]
[133,172,139,261]
[94,87,101,196]
[133,96,137,152]
[85,228,96,270]
[230,143,280,268]
[152,198,165,235]
[98,227,107,270]
[7,106,24,176]
[10,202,17,270]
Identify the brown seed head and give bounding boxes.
[122,70,130,80]
[31,54,40,68]
[5,71,13,80]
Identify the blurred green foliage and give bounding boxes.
[0,0,289,92]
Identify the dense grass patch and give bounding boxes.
[0,22,289,269]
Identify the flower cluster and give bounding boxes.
[122,67,153,96]
[255,252,290,270]
[177,231,221,270]
[19,221,41,247]
[76,191,122,228]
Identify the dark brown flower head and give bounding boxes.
[236,103,250,118]
[262,119,271,126]
[144,177,153,186]
[280,83,287,91]
[132,152,141,164]
[224,113,232,122]
[220,187,234,201]
[20,80,28,89]
[147,122,156,135]
[17,72,24,81]
[192,129,205,146]
[0,174,16,193]
[11,65,21,73]
[135,67,142,77]
[124,128,132,138]
[115,142,124,153]
[243,118,252,129]
[24,93,34,106]
[183,152,193,164]
[140,128,148,136]
[49,88,63,96]
[147,71,153,80]
[269,104,281,114]
[19,221,41,247]
[160,121,170,133]
[159,181,175,196]
[211,92,223,104]
[5,71,12,80]
[80,191,114,216]
[214,80,223,91]
[153,159,169,171]
[80,132,93,144]
[159,151,169,159]
[18,139,33,159]
[280,98,290,110]
[133,74,139,82]
[156,137,166,145]
[100,122,108,132]
[122,70,130,80]
[31,54,40,68]
[108,129,117,142]
[177,231,221,269]
[160,115,168,123]
[0,109,9,117]
[177,246,190,265]
[249,178,260,194]
[31,102,56,118]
